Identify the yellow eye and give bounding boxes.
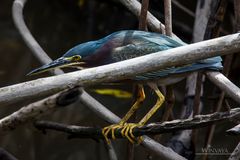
[72,55,81,61]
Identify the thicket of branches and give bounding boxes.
[1,0,240,159]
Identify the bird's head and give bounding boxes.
[27,41,103,75]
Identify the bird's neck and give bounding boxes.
[83,41,115,67]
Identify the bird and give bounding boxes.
[28,30,222,143]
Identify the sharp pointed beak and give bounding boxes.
[27,57,79,76]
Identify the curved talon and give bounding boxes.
[120,125,127,137]
[129,124,137,139]
[123,124,135,143]
[102,123,125,143]
[102,123,143,144]
[111,125,122,139]
[129,123,143,144]
[102,126,112,144]
[120,123,143,144]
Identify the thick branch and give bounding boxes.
[34,108,240,138]
[1,33,240,106]
[0,88,80,132]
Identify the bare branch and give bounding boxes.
[0,88,80,132]
[118,0,166,34]
[160,0,173,125]
[34,108,240,138]
[164,0,172,36]
[226,124,240,135]
[12,0,62,75]
[192,0,213,42]
[229,142,240,160]
[234,0,240,32]
[205,72,240,105]
[105,142,118,160]
[138,0,149,31]
[1,33,240,106]
[172,0,195,18]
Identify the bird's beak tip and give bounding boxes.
[26,57,74,76]
[26,72,33,76]
[26,68,43,76]
[26,62,58,76]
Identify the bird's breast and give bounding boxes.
[136,72,191,86]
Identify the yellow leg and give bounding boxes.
[102,84,145,143]
[139,83,165,125]
[119,84,145,124]
[124,83,165,143]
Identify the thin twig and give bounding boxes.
[191,72,203,150]
[118,0,167,34]
[34,108,240,138]
[162,85,175,121]
[226,124,240,135]
[229,142,240,160]
[164,0,172,36]
[163,0,174,122]
[193,72,203,116]
[12,0,62,75]
[172,0,195,18]
[0,148,18,160]
[104,142,118,160]
[234,0,240,32]
[138,0,149,31]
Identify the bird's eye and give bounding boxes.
[72,55,81,61]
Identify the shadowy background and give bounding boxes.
[0,0,239,159]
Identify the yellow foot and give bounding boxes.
[102,123,143,144]
[102,123,125,144]
[121,123,143,144]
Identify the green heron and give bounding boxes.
[28,30,222,143]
